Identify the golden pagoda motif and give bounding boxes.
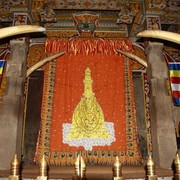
[67,67,110,139]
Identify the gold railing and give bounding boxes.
[5,153,180,180]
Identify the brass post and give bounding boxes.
[73,154,86,180]
[8,154,20,180]
[113,156,123,180]
[174,153,180,180]
[146,155,158,180]
[75,154,80,177]
[80,156,86,179]
[37,155,48,180]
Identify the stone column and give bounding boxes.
[0,41,28,170]
[146,42,177,169]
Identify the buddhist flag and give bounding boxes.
[0,60,5,86]
[169,62,180,106]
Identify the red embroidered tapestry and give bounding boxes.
[35,38,142,165]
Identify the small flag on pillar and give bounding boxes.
[169,62,180,106]
[0,60,5,86]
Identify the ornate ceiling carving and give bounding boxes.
[53,0,130,10]
[0,0,179,39]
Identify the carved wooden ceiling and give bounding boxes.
[0,0,179,41]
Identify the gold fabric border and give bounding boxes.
[35,60,57,163]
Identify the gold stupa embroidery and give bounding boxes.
[67,67,110,139]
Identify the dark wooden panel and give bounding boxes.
[133,72,148,159]
[22,71,44,165]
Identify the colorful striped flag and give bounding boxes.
[0,60,5,86]
[168,62,180,106]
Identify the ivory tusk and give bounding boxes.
[0,25,45,39]
[137,30,180,44]
[117,49,147,68]
[26,51,66,77]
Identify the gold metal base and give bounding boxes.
[113,177,123,180]
[146,175,158,180]
[72,175,87,180]
[72,175,80,180]
[37,176,48,180]
[8,175,19,180]
[175,174,180,180]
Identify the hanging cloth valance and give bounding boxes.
[45,38,133,55]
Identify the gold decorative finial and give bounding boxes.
[113,156,123,180]
[8,154,20,180]
[75,154,80,177]
[39,155,48,176]
[83,67,93,98]
[174,153,180,179]
[146,155,155,175]
[10,154,20,176]
[73,154,86,180]
[80,156,86,179]
[146,155,158,180]
[37,155,48,180]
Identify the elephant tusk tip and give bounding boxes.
[37,26,46,32]
[136,33,141,37]
[116,49,121,52]
[116,49,124,54]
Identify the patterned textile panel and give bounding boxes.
[35,38,142,165]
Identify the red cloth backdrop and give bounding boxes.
[35,38,142,165]
[51,54,126,151]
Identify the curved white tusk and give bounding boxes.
[117,49,147,68]
[137,30,180,44]
[26,51,66,77]
[0,25,45,39]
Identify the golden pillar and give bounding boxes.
[146,155,158,180]
[8,154,20,180]
[37,155,48,180]
[174,153,180,180]
[113,156,123,180]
